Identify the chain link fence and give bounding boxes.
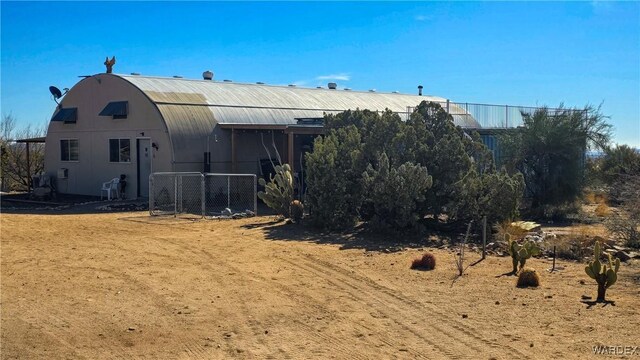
[204,174,257,217]
[149,172,256,218]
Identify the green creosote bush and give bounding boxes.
[258,164,295,218]
[585,241,620,302]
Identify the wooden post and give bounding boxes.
[26,142,31,192]
[287,132,294,172]
[231,128,237,173]
[482,216,487,259]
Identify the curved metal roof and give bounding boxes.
[116,74,480,129]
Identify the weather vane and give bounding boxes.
[104,56,116,73]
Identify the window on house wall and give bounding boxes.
[99,101,128,119]
[109,139,131,163]
[60,139,79,161]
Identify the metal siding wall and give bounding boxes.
[44,75,171,196]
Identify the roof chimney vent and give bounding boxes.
[202,70,214,80]
[418,85,423,96]
[328,82,337,90]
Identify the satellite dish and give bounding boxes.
[49,86,62,99]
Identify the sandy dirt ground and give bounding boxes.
[1,211,639,359]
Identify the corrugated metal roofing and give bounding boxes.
[116,74,480,129]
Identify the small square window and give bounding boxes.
[60,139,78,161]
[109,139,130,163]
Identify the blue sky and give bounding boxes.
[2,1,639,146]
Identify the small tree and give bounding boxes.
[499,105,611,217]
[1,113,47,192]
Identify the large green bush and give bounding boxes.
[304,101,525,233]
[362,153,432,232]
[304,126,364,230]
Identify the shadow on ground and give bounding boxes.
[242,220,451,253]
[1,192,148,215]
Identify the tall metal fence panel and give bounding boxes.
[204,174,257,217]
[149,172,204,218]
[400,102,585,129]
[149,172,256,218]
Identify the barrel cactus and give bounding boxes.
[258,164,294,218]
[516,268,541,287]
[508,234,541,274]
[410,252,436,270]
[585,241,620,302]
[290,200,304,223]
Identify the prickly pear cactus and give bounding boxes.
[508,234,541,274]
[258,164,294,218]
[585,242,620,302]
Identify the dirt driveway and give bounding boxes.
[1,212,639,359]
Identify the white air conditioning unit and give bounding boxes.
[57,168,68,179]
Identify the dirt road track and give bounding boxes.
[2,212,638,359]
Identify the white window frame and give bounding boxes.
[60,139,79,162]
[109,138,131,163]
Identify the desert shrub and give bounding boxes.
[594,203,610,217]
[598,145,640,202]
[362,153,432,232]
[305,126,364,230]
[499,105,611,218]
[604,174,640,248]
[305,101,525,232]
[476,170,525,225]
[606,211,640,249]
[517,268,541,287]
[258,164,294,218]
[410,253,436,270]
[493,220,529,243]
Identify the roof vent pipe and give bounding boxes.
[328,82,337,89]
[203,70,214,80]
[418,85,423,96]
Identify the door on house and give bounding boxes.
[137,139,152,197]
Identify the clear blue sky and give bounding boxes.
[2,1,639,146]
